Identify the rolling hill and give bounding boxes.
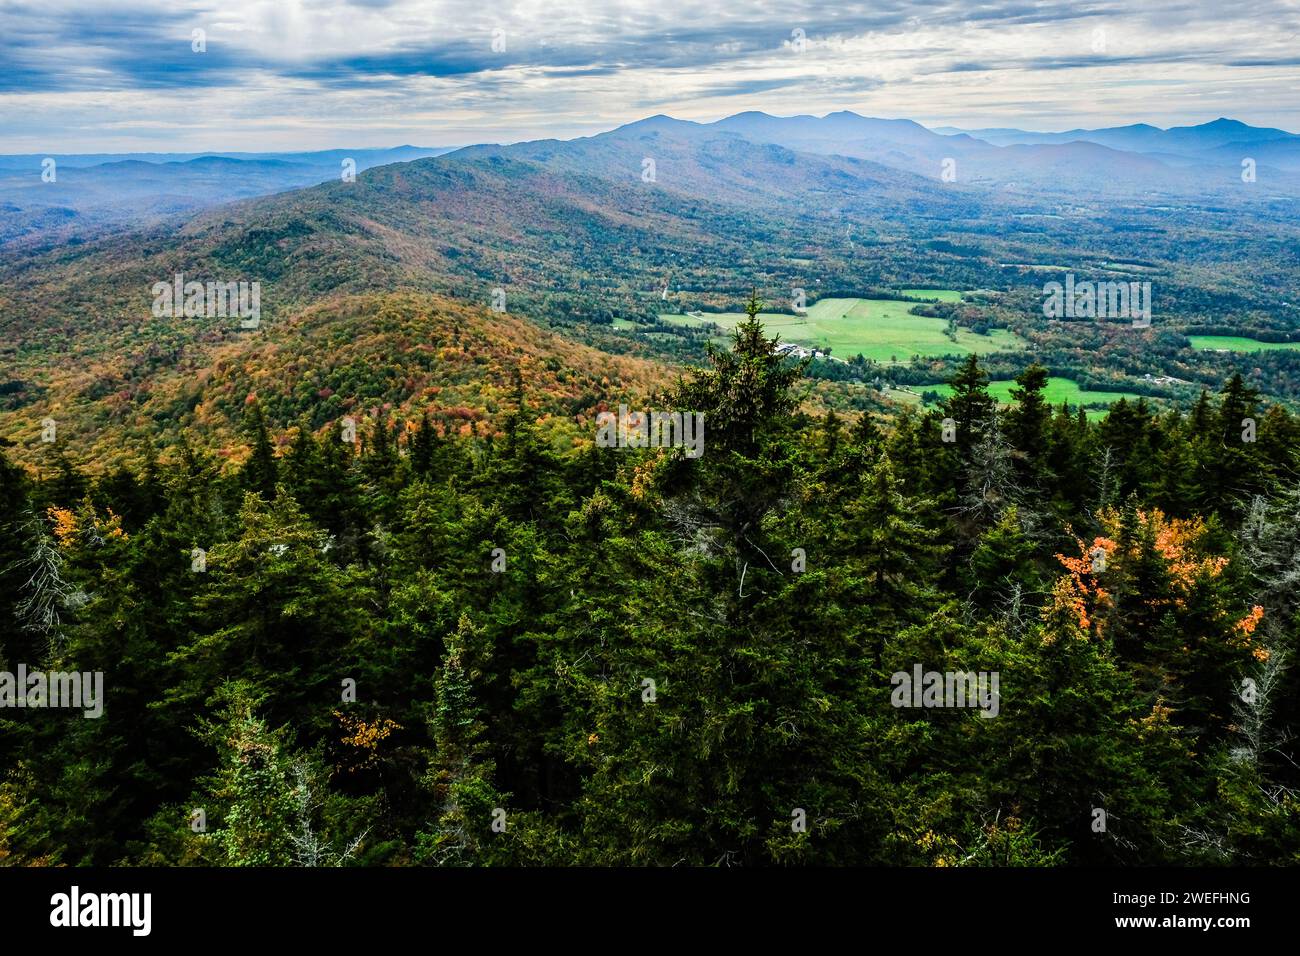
[1,290,667,472]
[4,111,1300,470]
[0,116,997,450]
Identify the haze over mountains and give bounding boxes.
[3,112,1295,254]
[935,117,1300,165]
[711,112,1300,192]
[0,146,457,249]
[2,109,1298,468]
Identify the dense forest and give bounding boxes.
[2,299,1298,866]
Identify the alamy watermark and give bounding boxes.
[50,886,150,936]
[1042,274,1151,327]
[890,665,1000,718]
[152,272,261,327]
[595,404,704,458]
[0,664,104,718]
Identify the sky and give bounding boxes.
[2,0,1298,153]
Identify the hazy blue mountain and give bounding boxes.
[936,118,1298,157]
[712,110,942,149]
[451,112,964,214]
[8,113,1292,255]
[0,147,458,248]
[703,112,1300,196]
[0,145,455,173]
[1206,137,1300,171]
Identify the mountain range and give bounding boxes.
[5,113,1295,254]
[713,112,1300,191]
[0,147,458,250]
[934,117,1300,163]
[2,111,1298,470]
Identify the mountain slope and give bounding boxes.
[452,113,972,213]
[5,111,1300,469]
[8,128,982,465]
[0,119,993,391]
[1,291,667,471]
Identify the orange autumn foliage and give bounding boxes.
[1151,517,1228,592]
[334,712,402,773]
[1232,605,1269,661]
[1053,508,1265,658]
[1043,576,1090,643]
[47,504,126,548]
[48,506,77,547]
[1234,604,1264,637]
[1052,533,1117,635]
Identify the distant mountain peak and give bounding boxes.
[614,113,694,132]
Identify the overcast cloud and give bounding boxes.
[1,0,1297,151]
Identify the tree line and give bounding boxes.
[2,297,1297,865]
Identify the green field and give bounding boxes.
[925,376,1143,418]
[1188,335,1300,353]
[900,289,963,302]
[660,297,1024,363]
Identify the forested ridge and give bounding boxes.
[7,117,1300,474]
[2,300,1298,867]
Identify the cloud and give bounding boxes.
[0,0,1296,151]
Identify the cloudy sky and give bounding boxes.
[2,0,1298,152]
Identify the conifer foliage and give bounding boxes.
[1,323,1297,866]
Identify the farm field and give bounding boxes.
[660,296,1026,362]
[925,376,1144,418]
[900,289,963,302]
[1187,335,1300,352]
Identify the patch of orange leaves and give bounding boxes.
[1053,533,1117,635]
[334,712,402,773]
[46,504,126,547]
[1233,605,1269,661]
[1053,509,1265,658]
[47,506,77,547]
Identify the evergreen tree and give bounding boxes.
[238,401,278,501]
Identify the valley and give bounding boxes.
[4,111,1298,470]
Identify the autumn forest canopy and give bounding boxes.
[2,305,1299,866]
